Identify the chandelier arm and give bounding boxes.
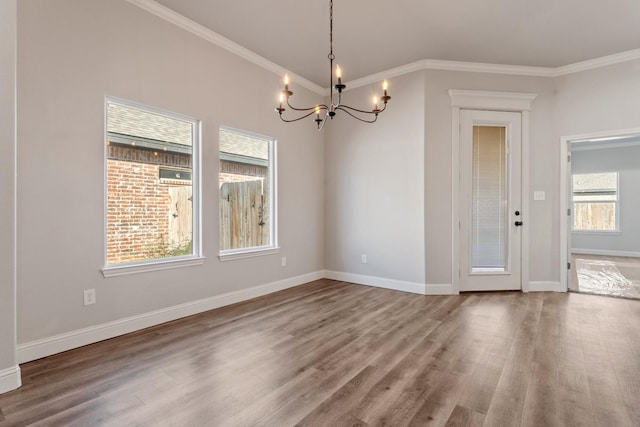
[278,110,321,123]
[334,106,379,123]
[286,100,329,112]
[336,104,380,115]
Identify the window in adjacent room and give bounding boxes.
[104,98,200,270]
[219,127,277,259]
[572,172,618,231]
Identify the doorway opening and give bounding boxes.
[560,128,640,298]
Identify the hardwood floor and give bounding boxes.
[1,279,639,426]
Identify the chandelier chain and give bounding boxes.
[328,0,335,61]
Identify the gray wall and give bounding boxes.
[325,72,426,285]
[571,144,640,255]
[17,0,325,345]
[555,60,640,137]
[0,0,19,391]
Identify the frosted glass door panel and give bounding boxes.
[471,126,508,272]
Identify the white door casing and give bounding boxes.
[449,90,537,294]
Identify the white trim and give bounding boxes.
[528,281,562,292]
[571,249,640,258]
[425,284,456,295]
[17,271,324,363]
[554,48,640,76]
[521,111,531,292]
[0,365,21,394]
[572,230,621,236]
[451,106,461,294]
[571,139,640,151]
[559,127,640,292]
[347,59,555,91]
[450,90,536,294]
[218,247,279,262]
[125,0,324,95]
[323,270,426,295]
[101,257,205,278]
[449,90,538,112]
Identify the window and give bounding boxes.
[472,125,508,272]
[219,127,276,259]
[572,172,618,231]
[104,98,200,273]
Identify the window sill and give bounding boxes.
[572,230,621,236]
[218,247,279,262]
[101,256,206,278]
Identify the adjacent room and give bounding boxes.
[569,138,640,298]
[1,0,640,425]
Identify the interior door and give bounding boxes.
[459,110,522,291]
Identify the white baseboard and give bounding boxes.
[528,281,563,292]
[17,271,324,364]
[425,283,456,295]
[571,248,640,258]
[324,270,426,295]
[0,365,21,394]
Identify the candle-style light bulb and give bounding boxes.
[336,65,342,84]
[315,105,320,118]
[373,96,379,110]
[382,79,388,96]
[284,74,290,91]
[279,93,284,109]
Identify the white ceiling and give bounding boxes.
[153,0,640,87]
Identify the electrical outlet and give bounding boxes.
[361,254,367,264]
[84,289,96,306]
[281,257,287,267]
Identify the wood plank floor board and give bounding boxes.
[406,370,467,426]
[1,279,639,426]
[556,364,597,427]
[443,405,485,427]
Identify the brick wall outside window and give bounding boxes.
[107,160,191,264]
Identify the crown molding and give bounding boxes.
[346,59,555,91]
[553,48,640,77]
[448,90,538,112]
[127,0,640,93]
[125,0,325,96]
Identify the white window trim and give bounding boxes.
[101,256,206,278]
[102,96,202,277]
[571,172,620,233]
[218,247,280,262]
[218,126,278,261]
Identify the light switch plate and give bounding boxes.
[533,191,546,201]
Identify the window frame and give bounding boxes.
[218,126,278,261]
[571,172,620,234]
[101,96,203,277]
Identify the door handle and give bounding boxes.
[515,221,523,226]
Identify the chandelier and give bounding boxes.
[275,0,391,130]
